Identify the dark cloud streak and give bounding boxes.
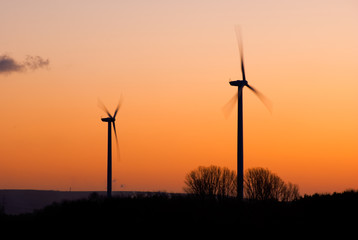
[24,55,50,70]
[0,54,49,74]
[0,55,24,74]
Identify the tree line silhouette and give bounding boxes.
[184,166,299,201]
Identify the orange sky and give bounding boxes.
[0,0,357,195]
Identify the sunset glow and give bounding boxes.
[1,0,357,195]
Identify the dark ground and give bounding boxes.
[1,191,358,236]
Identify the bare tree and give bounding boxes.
[281,182,300,201]
[244,167,299,201]
[184,166,236,198]
[218,167,237,198]
[184,166,299,201]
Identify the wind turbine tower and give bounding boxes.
[229,26,271,200]
[99,100,121,198]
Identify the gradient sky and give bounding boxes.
[0,0,357,195]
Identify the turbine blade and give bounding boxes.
[112,121,120,161]
[235,25,246,81]
[246,84,273,113]
[222,92,239,118]
[98,99,112,118]
[113,96,123,119]
[112,121,118,145]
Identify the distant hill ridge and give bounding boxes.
[0,189,173,215]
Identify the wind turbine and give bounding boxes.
[98,99,122,198]
[227,26,271,200]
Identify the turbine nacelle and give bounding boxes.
[229,80,248,87]
[101,117,115,122]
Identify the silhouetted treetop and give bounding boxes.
[184,166,299,201]
[183,165,236,198]
[244,167,299,201]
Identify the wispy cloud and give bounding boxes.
[0,54,49,74]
